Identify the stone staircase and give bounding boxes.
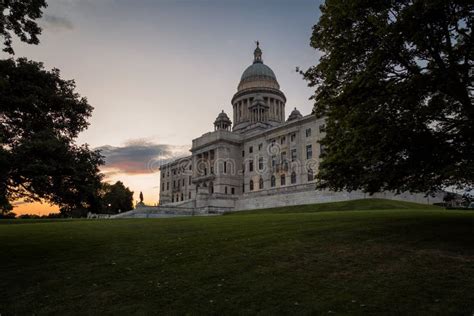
[110,204,232,219]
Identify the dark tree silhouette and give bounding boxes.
[0,58,103,215]
[100,182,134,214]
[304,0,473,194]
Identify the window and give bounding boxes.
[224,161,227,174]
[166,182,169,190]
[272,155,276,167]
[161,183,164,191]
[182,178,185,186]
[280,174,286,186]
[181,193,184,201]
[249,146,253,154]
[189,176,192,185]
[162,172,165,178]
[290,133,296,142]
[281,151,287,163]
[306,145,313,159]
[291,149,297,162]
[225,186,228,194]
[259,177,264,189]
[249,160,254,172]
[242,150,245,157]
[172,196,174,202]
[243,183,245,193]
[291,172,297,184]
[250,180,254,191]
[271,175,276,187]
[258,143,263,151]
[189,192,192,199]
[231,187,235,195]
[306,128,312,137]
[173,180,176,189]
[210,166,214,174]
[307,168,314,182]
[258,157,264,170]
[281,136,286,144]
[320,144,327,157]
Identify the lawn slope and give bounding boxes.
[225,198,441,215]
[0,200,473,315]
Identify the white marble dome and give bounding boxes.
[237,43,280,92]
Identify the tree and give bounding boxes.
[303,0,473,194]
[0,58,104,215]
[100,181,134,214]
[0,0,48,54]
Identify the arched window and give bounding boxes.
[250,180,254,191]
[280,174,286,186]
[291,172,297,184]
[307,168,314,182]
[271,175,276,187]
[259,177,264,189]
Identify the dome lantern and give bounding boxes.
[253,41,263,64]
[287,107,303,121]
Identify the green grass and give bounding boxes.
[1,199,473,315]
[224,198,440,215]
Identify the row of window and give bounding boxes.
[243,131,316,159]
[162,164,193,179]
[246,145,315,172]
[171,191,192,203]
[162,176,192,191]
[247,170,314,191]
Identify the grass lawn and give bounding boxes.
[1,199,473,315]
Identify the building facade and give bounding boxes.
[158,43,441,212]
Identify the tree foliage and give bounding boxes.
[100,181,134,214]
[0,0,47,54]
[0,58,103,214]
[304,0,473,194]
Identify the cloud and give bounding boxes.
[96,140,189,175]
[42,14,74,30]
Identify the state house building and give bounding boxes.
[158,43,438,212]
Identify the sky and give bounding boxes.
[6,0,323,215]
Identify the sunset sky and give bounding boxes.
[6,0,323,215]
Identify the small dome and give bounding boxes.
[214,110,232,131]
[215,110,230,122]
[287,107,303,121]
